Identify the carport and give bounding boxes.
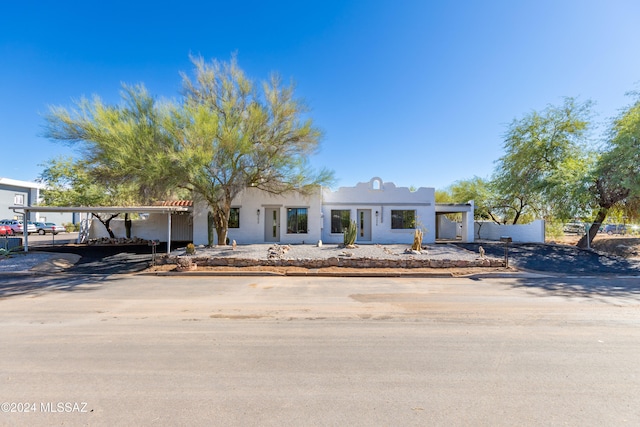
[435,202,475,242]
[10,205,192,254]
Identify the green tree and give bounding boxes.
[173,55,333,245]
[448,177,501,223]
[576,92,640,247]
[493,97,593,224]
[38,157,140,237]
[43,56,333,245]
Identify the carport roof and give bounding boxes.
[10,205,192,214]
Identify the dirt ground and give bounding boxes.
[144,234,640,275]
[145,263,513,276]
[551,234,640,259]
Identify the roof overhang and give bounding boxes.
[9,205,192,214]
[435,203,473,213]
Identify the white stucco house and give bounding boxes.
[192,177,475,245]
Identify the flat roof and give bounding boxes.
[0,177,46,189]
[10,205,192,214]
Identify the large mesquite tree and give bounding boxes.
[43,56,332,245]
[175,56,332,245]
[576,92,640,247]
[492,97,594,224]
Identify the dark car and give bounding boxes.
[33,222,63,235]
[604,224,626,235]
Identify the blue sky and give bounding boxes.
[1,1,639,191]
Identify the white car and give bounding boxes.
[0,219,37,235]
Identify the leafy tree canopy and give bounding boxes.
[43,55,334,245]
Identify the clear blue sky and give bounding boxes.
[1,0,639,191]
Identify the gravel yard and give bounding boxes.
[170,243,484,261]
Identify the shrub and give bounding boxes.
[63,222,80,232]
[185,243,196,255]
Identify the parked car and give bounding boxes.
[563,223,584,234]
[604,224,627,235]
[0,219,37,235]
[33,222,63,235]
[0,224,13,236]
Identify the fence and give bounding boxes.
[474,220,545,243]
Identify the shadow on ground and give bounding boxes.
[491,276,640,303]
[454,242,640,275]
[30,244,162,274]
[0,274,119,298]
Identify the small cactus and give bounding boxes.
[343,220,357,247]
[185,243,196,255]
[411,229,423,251]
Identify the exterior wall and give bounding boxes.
[189,178,464,245]
[321,177,436,245]
[0,179,41,221]
[193,188,322,245]
[437,215,459,239]
[33,211,75,225]
[89,213,179,241]
[475,219,545,243]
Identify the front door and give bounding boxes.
[357,209,371,242]
[264,208,280,242]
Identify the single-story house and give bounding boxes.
[193,177,475,245]
[12,177,476,251]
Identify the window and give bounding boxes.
[287,208,307,234]
[331,210,351,233]
[391,210,416,229]
[14,194,24,205]
[229,208,240,228]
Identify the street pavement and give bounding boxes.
[18,238,640,277]
[1,274,639,426]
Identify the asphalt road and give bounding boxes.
[1,274,639,426]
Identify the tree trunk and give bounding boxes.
[92,213,119,239]
[213,203,231,246]
[207,211,215,247]
[577,207,608,248]
[124,213,132,239]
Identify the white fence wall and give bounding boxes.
[437,216,459,239]
[89,214,171,241]
[475,220,545,243]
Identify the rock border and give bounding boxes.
[162,255,504,269]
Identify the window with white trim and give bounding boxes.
[228,208,240,228]
[287,208,308,234]
[331,210,351,233]
[391,210,416,229]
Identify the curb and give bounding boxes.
[136,269,526,278]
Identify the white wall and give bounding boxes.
[475,219,545,243]
[437,215,459,239]
[321,177,436,244]
[34,211,75,225]
[89,214,170,241]
[193,188,322,245]
[190,178,447,245]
